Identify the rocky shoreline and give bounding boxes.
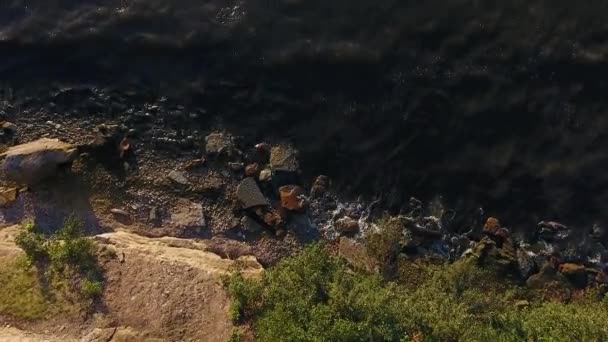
[0,114,606,295]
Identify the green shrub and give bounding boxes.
[13,218,104,303]
[229,244,608,341]
[81,279,104,298]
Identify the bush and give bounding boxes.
[14,218,104,301]
[228,244,608,341]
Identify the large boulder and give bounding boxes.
[1,138,78,185]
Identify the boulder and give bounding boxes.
[205,132,234,156]
[236,177,269,209]
[335,216,360,235]
[0,187,18,208]
[1,138,78,184]
[270,146,299,172]
[279,185,307,211]
[526,262,572,300]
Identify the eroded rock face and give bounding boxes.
[1,138,78,185]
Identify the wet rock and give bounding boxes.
[270,146,299,172]
[538,221,570,242]
[171,200,206,235]
[119,137,131,159]
[236,177,269,209]
[245,163,260,177]
[1,138,78,185]
[167,170,189,186]
[0,187,17,207]
[338,237,378,273]
[241,216,264,233]
[483,217,502,236]
[205,132,234,157]
[279,185,307,211]
[254,143,271,163]
[310,175,330,198]
[335,216,360,235]
[259,168,272,182]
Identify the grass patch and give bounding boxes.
[0,258,78,320]
[0,217,106,321]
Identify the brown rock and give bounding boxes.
[270,146,299,172]
[0,187,18,207]
[310,175,330,198]
[483,217,502,236]
[279,185,307,211]
[245,163,260,177]
[335,216,360,235]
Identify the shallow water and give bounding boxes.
[1,0,608,232]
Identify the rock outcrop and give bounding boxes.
[1,138,78,185]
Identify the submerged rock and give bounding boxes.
[1,138,78,184]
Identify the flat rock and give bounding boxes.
[171,200,206,230]
[1,138,78,185]
[236,177,269,209]
[270,146,299,172]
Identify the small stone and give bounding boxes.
[259,169,272,182]
[245,163,260,177]
[335,216,360,234]
[279,185,307,211]
[168,170,189,186]
[149,206,159,222]
[270,146,299,172]
[515,300,530,309]
[236,177,269,209]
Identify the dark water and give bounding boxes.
[2,0,608,232]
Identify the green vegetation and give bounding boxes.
[227,244,608,341]
[0,218,105,321]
